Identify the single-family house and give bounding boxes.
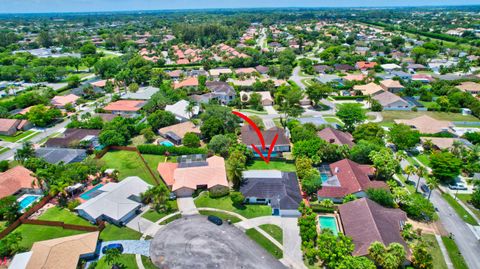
[167,70,183,81]
[420,137,470,151]
[339,198,408,257]
[0,119,32,136]
[317,127,355,147]
[157,155,229,197]
[380,79,405,93]
[158,121,201,145]
[235,67,257,75]
[411,74,434,83]
[334,64,355,72]
[174,77,199,90]
[344,74,365,82]
[394,115,454,135]
[353,83,384,96]
[240,170,302,216]
[239,91,274,106]
[209,68,232,78]
[103,100,146,116]
[372,91,412,110]
[35,148,87,164]
[50,94,80,108]
[10,232,99,269]
[456,82,480,95]
[121,86,159,100]
[165,100,199,122]
[381,63,401,72]
[0,166,40,199]
[45,128,101,149]
[317,159,388,202]
[241,125,290,155]
[75,176,151,225]
[202,81,236,104]
[313,65,333,74]
[255,65,269,74]
[355,61,377,70]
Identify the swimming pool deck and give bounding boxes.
[316,213,344,235]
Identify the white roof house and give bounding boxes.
[75,177,151,225]
[165,100,199,122]
[121,86,159,100]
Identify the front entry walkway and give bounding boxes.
[177,197,199,215]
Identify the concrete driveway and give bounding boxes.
[150,215,287,269]
[177,197,199,215]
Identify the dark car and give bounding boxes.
[420,184,430,193]
[207,215,223,225]
[102,243,124,254]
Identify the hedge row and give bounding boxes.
[332,95,366,100]
[310,205,335,213]
[137,144,207,155]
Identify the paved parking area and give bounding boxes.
[150,215,286,269]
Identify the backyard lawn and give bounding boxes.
[442,236,469,269]
[247,160,296,172]
[95,254,137,269]
[101,150,158,186]
[381,111,480,123]
[259,224,283,244]
[198,210,242,223]
[195,192,272,219]
[422,234,448,269]
[99,224,142,241]
[142,201,178,223]
[441,193,478,226]
[246,228,283,259]
[15,224,87,250]
[38,206,94,226]
[0,130,38,143]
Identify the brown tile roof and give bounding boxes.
[0,119,21,133]
[339,198,408,256]
[318,159,387,199]
[317,127,355,147]
[158,121,200,139]
[103,100,146,112]
[174,77,198,89]
[0,166,38,199]
[456,82,480,93]
[420,137,459,150]
[380,79,404,89]
[353,83,384,96]
[50,94,80,107]
[394,115,453,134]
[26,232,99,269]
[356,61,377,70]
[241,125,290,147]
[45,128,101,148]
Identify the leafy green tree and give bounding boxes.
[293,138,324,164]
[248,92,263,111]
[226,150,247,188]
[208,134,234,157]
[349,140,384,164]
[471,188,480,209]
[369,149,399,180]
[317,229,355,268]
[411,242,433,269]
[275,85,304,127]
[14,142,35,163]
[141,185,169,212]
[353,123,385,143]
[388,124,420,150]
[306,83,332,107]
[295,157,314,179]
[99,130,127,146]
[147,110,177,130]
[337,256,376,269]
[66,75,81,88]
[343,194,357,203]
[140,127,155,143]
[336,103,366,132]
[104,248,121,266]
[0,231,22,257]
[290,124,317,143]
[0,161,8,172]
[0,196,19,224]
[230,192,245,207]
[368,242,406,269]
[366,188,395,208]
[430,152,462,183]
[183,132,201,148]
[80,42,97,57]
[26,104,62,127]
[301,168,321,196]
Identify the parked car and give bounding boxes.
[448,183,468,190]
[102,243,124,254]
[169,192,177,200]
[420,184,430,193]
[207,215,223,225]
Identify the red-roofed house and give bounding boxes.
[51,94,80,108]
[355,61,377,70]
[317,159,388,202]
[103,100,146,116]
[0,119,32,136]
[0,166,40,199]
[317,127,355,147]
[174,77,199,90]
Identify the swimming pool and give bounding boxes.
[80,184,104,200]
[17,194,42,212]
[320,173,329,182]
[160,140,174,147]
[319,216,339,235]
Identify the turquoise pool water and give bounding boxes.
[18,195,41,211]
[319,216,338,235]
[160,140,174,147]
[253,150,278,158]
[320,173,329,182]
[80,184,104,200]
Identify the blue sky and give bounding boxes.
[1,0,479,14]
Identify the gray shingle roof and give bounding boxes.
[35,148,87,164]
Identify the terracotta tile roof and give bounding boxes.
[344,74,365,81]
[158,156,228,191]
[353,82,384,96]
[317,127,355,147]
[372,91,409,107]
[0,166,38,199]
[0,119,21,133]
[339,198,408,256]
[174,77,198,89]
[394,115,453,134]
[50,94,80,107]
[420,137,460,150]
[103,100,146,112]
[241,125,290,147]
[26,232,99,269]
[356,61,377,70]
[456,82,480,93]
[380,79,404,89]
[235,67,257,74]
[318,159,387,199]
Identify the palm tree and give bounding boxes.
[104,248,121,266]
[404,165,416,182]
[415,166,428,193]
[426,176,439,200]
[396,151,407,163]
[185,101,196,119]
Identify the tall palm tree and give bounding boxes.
[396,151,407,163]
[426,176,439,200]
[415,166,428,193]
[404,165,416,182]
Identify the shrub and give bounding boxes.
[67,199,81,212]
[230,192,245,207]
[311,204,335,213]
[366,188,395,208]
[208,187,230,198]
[0,161,8,172]
[138,144,207,156]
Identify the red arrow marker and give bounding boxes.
[232,111,278,164]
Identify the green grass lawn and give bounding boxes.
[142,201,178,223]
[441,236,469,269]
[422,234,448,269]
[101,150,158,186]
[246,228,283,259]
[442,193,478,226]
[0,130,38,143]
[37,206,94,226]
[406,155,421,167]
[456,193,480,220]
[247,160,296,172]
[95,254,138,269]
[159,214,182,225]
[0,147,8,155]
[198,210,242,223]
[195,192,272,219]
[396,173,416,193]
[381,111,480,123]
[141,255,157,269]
[415,153,431,167]
[141,154,169,187]
[238,109,268,115]
[259,224,283,244]
[323,116,344,126]
[15,224,87,250]
[99,224,142,241]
